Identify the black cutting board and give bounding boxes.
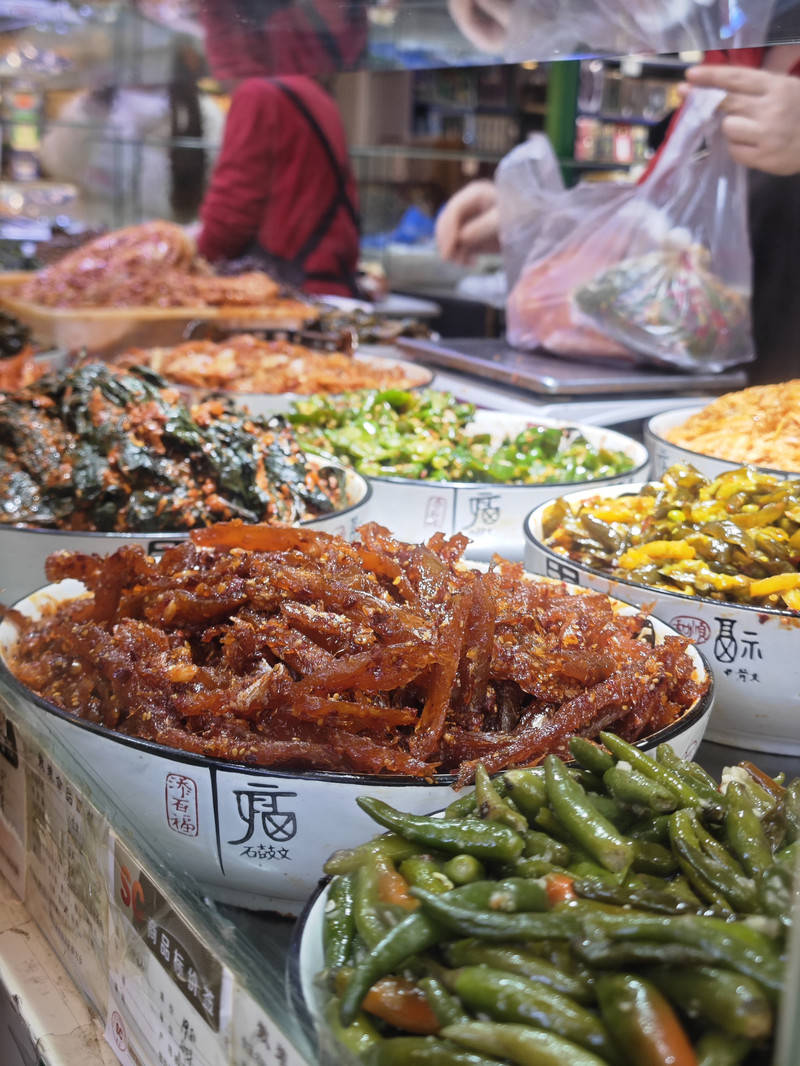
[396,337,749,397]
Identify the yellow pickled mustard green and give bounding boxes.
[542,463,800,610]
[618,541,696,569]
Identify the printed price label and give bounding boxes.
[0,702,25,896]
[24,734,109,1011]
[106,834,233,1066]
[232,986,310,1066]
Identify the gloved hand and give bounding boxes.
[435,180,500,265]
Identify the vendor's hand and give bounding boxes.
[686,64,800,176]
[435,180,500,265]
[447,0,511,54]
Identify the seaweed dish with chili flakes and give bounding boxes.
[0,363,343,532]
[6,523,708,783]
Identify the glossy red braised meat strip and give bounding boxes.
[8,521,707,780]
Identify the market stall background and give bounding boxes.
[1,2,800,1066]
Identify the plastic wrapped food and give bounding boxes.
[504,90,755,372]
[575,243,751,364]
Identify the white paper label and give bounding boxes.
[0,700,26,897]
[24,737,109,1012]
[232,985,310,1066]
[106,834,233,1066]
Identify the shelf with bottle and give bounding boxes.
[412,64,549,160]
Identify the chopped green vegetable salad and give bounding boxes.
[289,389,635,484]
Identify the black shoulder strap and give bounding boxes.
[272,78,360,238]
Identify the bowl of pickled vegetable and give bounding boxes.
[288,389,648,561]
[0,523,710,912]
[646,383,800,482]
[0,362,373,604]
[523,463,800,755]
[291,737,792,1066]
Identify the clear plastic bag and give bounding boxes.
[503,0,775,64]
[502,89,756,371]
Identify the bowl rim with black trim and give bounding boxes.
[305,411,650,492]
[646,406,799,479]
[523,480,800,621]
[0,571,714,790]
[0,454,372,542]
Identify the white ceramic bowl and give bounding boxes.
[0,575,712,912]
[363,413,649,562]
[164,350,434,419]
[646,407,796,482]
[524,482,800,755]
[0,460,371,606]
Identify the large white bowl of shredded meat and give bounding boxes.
[0,522,711,911]
[646,382,800,481]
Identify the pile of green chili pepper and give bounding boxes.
[288,389,635,484]
[315,733,795,1066]
[542,463,800,611]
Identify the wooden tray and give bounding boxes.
[0,273,319,357]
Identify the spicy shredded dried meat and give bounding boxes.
[7,524,707,782]
[8,221,313,317]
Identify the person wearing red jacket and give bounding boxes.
[196,76,360,297]
[195,0,367,80]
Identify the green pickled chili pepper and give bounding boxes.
[582,794,634,830]
[364,1035,509,1066]
[694,1030,752,1066]
[410,886,584,942]
[324,997,381,1057]
[756,862,793,926]
[571,768,606,794]
[474,764,529,834]
[401,857,455,895]
[544,755,634,875]
[512,857,562,880]
[669,809,757,914]
[724,783,775,879]
[568,736,615,777]
[522,831,571,866]
[441,1021,610,1066]
[442,942,593,1003]
[444,791,479,819]
[451,967,616,1061]
[602,764,679,814]
[572,874,699,915]
[642,965,773,1040]
[339,879,530,1027]
[632,840,679,877]
[354,852,396,949]
[485,877,550,913]
[600,732,722,815]
[324,872,356,970]
[571,936,710,969]
[627,814,671,844]
[774,840,800,869]
[325,834,421,875]
[782,778,800,843]
[595,974,696,1066]
[340,909,442,1026]
[655,743,722,801]
[443,854,486,885]
[419,977,470,1027]
[579,911,785,998]
[357,798,525,863]
[501,769,548,821]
